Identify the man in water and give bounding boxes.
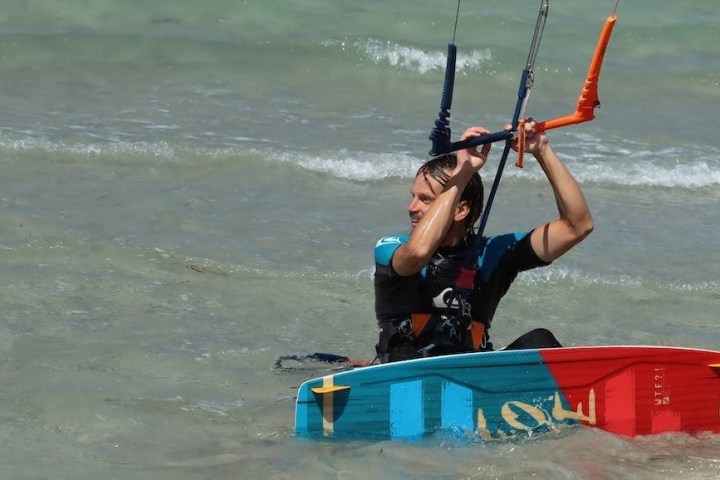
[373,120,593,363]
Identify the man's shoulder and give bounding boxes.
[477,229,548,274]
[484,231,531,250]
[374,233,409,267]
[374,233,410,249]
[475,230,532,265]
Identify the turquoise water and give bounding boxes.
[0,0,719,478]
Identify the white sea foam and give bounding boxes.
[520,266,719,294]
[328,38,492,74]
[270,148,420,181]
[3,133,719,189]
[266,144,720,189]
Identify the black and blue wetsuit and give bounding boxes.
[374,230,549,362]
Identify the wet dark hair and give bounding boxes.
[416,154,484,237]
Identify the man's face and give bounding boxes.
[406,172,445,231]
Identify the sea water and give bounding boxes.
[0,0,718,478]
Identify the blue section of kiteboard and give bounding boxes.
[390,380,424,439]
[294,348,568,440]
[442,381,473,430]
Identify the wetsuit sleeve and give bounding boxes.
[374,234,407,277]
[477,231,549,283]
[511,230,550,272]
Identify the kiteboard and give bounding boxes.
[294,346,720,440]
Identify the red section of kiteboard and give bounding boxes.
[540,346,720,436]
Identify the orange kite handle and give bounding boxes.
[536,7,618,133]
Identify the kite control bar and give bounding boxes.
[428,0,620,158]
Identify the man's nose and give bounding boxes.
[407,197,419,212]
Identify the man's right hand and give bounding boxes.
[456,126,492,173]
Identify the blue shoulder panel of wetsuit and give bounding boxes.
[476,231,530,282]
[374,233,409,266]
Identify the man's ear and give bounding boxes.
[455,200,470,222]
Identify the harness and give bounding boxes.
[375,242,491,363]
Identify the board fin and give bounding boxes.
[311,385,351,394]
